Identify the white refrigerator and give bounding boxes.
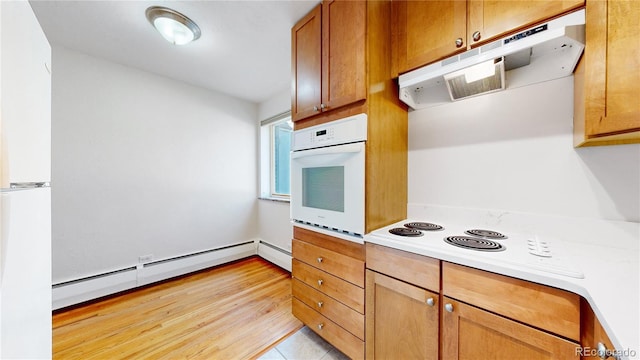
[0,0,53,358]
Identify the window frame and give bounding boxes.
[260,111,292,201]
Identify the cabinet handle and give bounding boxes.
[320,103,326,110]
[426,297,435,307]
[455,38,464,48]
[317,257,323,263]
[313,105,319,112]
[317,301,323,308]
[472,31,481,42]
[317,279,323,286]
[445,303,454,313]
[318,323,324,330]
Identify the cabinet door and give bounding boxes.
[365,270,438,360]
[467,0,584,46]
[392,0,466,75]
[441,297,579,360]
[583,0,640,137]
[291,4,322,122]
[321,0,366,112]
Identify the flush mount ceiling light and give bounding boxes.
[145,6,201,45]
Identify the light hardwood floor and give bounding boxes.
[53,257,303,359]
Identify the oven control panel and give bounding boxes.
[292,113,368,151]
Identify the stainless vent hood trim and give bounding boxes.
[399,9,585,109]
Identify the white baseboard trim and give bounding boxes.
[256,240,292,272]
[52,240,259,310]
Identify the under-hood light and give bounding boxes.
[444,58,505,101]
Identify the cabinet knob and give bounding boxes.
[313,105,319,112]
[320,103,326,110]
[455,38,464,48]
[317,257,323,263]
[445,303,454,313]
[597,342,618,359]
[472,31,481,42]
[317,279,323,286]
[317,301,323,308]
[426,297,435,307]
[318,323,324,330]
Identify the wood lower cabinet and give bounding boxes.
[441,297,580,359]
[365,243,440,360]
[365,245,587,359]
[366,270,439,360]
[581,299,622,359]
[291,227,365,359]
[573,0,640,146]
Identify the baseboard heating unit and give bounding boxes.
[52,240,259,310]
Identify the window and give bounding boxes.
[260,111,292,200]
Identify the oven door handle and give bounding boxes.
[291,142,364,159]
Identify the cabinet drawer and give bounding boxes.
[293,298,365,360]
[293,239,365,287]
[292,279,364,339]
[442,262,580,341]
[292,259,364,314]
[366,243,440,291]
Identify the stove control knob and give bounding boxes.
[426,298,435,307]
[445,303,454,313]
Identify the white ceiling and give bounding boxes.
[30,0,319,104]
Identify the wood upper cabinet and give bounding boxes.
[392,0,584,76]
[392,0,467,75]
[291,4,322,122]
[573,0,640,146]
[467,0,584,47]
[441,297,580,359]
[291,0,366,122]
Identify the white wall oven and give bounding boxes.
[290,114,367,239]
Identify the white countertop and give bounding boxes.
[364,204,640,360]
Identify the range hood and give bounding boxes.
[398,9,585,109]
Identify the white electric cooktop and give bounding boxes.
[365,219,585,279]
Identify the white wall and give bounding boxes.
[257,89,292,252]
[408,76,640,223]
[51,47,259,283]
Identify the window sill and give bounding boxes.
[258,196,290,204]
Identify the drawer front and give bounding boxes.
[293,239,365,287]
[293,298,365,360]
[292,279,364,339]
[366,243,440,291]
[442,262,580,341]
[292,259,364,314]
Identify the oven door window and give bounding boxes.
[302,166,344,212]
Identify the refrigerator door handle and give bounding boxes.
[9,182,50,189]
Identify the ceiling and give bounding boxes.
[30,0,319,104]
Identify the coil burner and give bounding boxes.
[465,229,507,240]
[444,236,505,252]
[389,228,423,237]
[404,222,444,231]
